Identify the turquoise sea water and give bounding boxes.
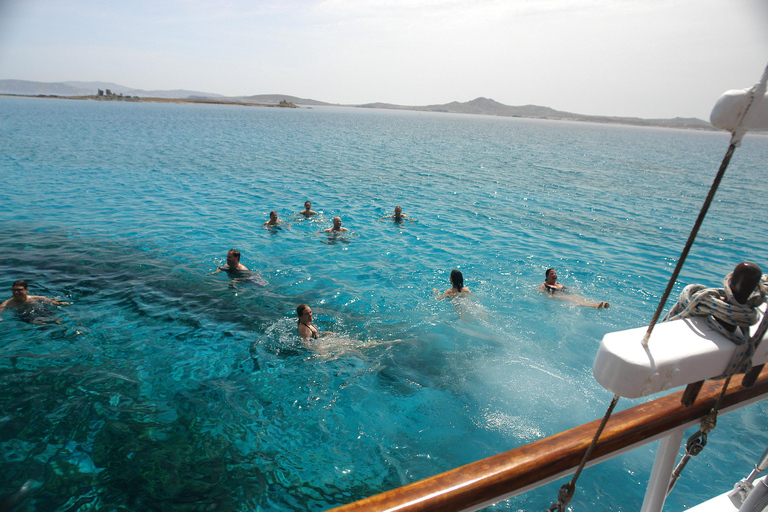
[1,96,767,511]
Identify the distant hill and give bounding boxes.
[1,80,715,130]
[356,97,713,130]
[0,80,223,99]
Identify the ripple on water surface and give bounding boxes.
[1,98,767,510]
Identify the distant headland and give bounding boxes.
[0,79,720,131]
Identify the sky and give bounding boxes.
[0,0,766,120]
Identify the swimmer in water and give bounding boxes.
[295,303,394,356]
[540,268,609,309]
[212,249,267,284]
[322,216,349,233]
[379,205,413,223]
[213,249,249,274]
[433,269,471,298]
[300,201,317,217]
[0,280,70,323]
[263,210,290,229]
[297,304,321,340]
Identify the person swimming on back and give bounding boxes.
[541,268,565,294]
[0,280,70,323]
[540,268,609,309]
[297,303,320,340]
[300,201,317,217]
[434,269,471,298]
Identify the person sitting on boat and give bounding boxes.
[213,249,249,274]
[434,269,471,298]
[297,303,321,340]
[300,201,317,217]
[322,216,349,233]
[263,210,290,229]
[379,206,413,223]
[0,280,70,323]
[540,268,609,309]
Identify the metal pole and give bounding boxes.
[641,428,686,512]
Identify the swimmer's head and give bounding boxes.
[227,249,241,267]
[333,217,342,228]
[297,304,312,323]
[304,201,312,209]
[394,206,402,216]
[450,269,464,290]
[12,280,28,300]
[545,269,557,283]
[270,211,278,221]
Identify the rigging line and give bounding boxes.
[548,394,620,511]
[640,142,737,346]
[667,376,732,496]
[642,62,768,346]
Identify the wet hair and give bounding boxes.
[270,211,277,217]
[228,249,241,260]
[450,270,464,291]
[296,304,309,323]
[545,268,555,279]
[12,280,28,289]
[305,201,311,207]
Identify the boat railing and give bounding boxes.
[327,366,768,512]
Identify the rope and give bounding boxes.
[667,377,731,496]
[663,273,767,343]
[640,143,738,347]
[641,62,768,347]
[546,61,768,509]
[548,395,620,511]
[667,291,766,493]
[731,62,768,148]
[662,274,767,376]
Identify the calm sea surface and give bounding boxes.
[1,96,767,511]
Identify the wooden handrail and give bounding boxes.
[328,367,768,512]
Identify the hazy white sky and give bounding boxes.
[0,0,766,119]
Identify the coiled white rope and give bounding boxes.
[641,62,768,347]
[663,273,768,377]
[663,273,767,344]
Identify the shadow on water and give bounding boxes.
[0,224,326,510]
[2,223,485,511]
[0,223,292,333]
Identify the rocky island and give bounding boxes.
[0,79,738,131]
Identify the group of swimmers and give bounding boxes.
[1,201,609,331]
[261,201,413,232]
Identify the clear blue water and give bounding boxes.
[1,96,767,511]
